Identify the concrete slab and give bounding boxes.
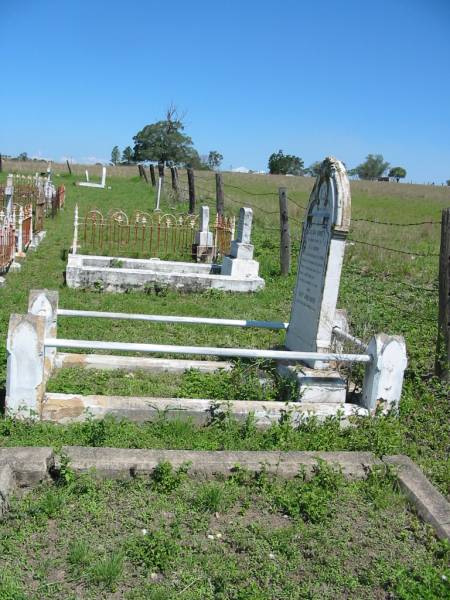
[56,447,380,480]
[54,353,232,374]
[42,393,368,425]
[384,455,450,541]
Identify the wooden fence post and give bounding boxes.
[436,207,450,380]
[138,165,143,178]
[149,165,156,186]
[170,166,179,194]
[0,153,4,173]
[187,168,196,214]
[279,187,291,276]
[66,159,72,175]
[141,166,149,184]
[216,173,224,217]
[158,163,165,178]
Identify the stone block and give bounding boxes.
[221,256,260,278]
[277,363,347,403]
[0,447,54,487]
[229,241,254,260]
[56,446,378,480]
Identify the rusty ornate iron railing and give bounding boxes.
[213,214,235,257]
[0,210,15,273]
[80,209,199,258]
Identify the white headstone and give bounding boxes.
[195,205,213,246]
[236,207,252,244]
[285,157,351,366]
[228,207,254,259]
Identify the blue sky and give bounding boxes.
[1,0,449,182]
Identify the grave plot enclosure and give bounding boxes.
[66,205,264,293]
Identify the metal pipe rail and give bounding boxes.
[44,338,372,363]
[57,309,288,330]
[332,326,367,351]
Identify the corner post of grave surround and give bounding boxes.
[101,166,106,187]
[5,174,13,215]
[6,313,46,419]
[16,206,24,257]
[28,289,59,384]
[193,205,214,263]
[72,204,79,254]
[221,207,260,278]
[361,334,408,414]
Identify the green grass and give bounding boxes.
[0,170,448,501]
[0,465,449,599]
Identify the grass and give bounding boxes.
[0,465,449,599]
[0,168,448,502]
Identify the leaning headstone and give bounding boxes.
[193,206,214,263]
[278,157,351,403]
[285,156,351,364]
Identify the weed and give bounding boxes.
[33,488,64,518]
[67,539,91,571]
[194,481,226,512]
[88,551,124,590]
[151,461,189,493]
[0,568,27,600]
[110,258,123,268]
[125,528,179,573]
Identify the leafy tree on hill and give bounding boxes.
[355,154,390,180]
[268,150,304,175]
[122,146,134,164]
[306,161,322,177]
[207,150,223,170]
[111,146,120,165]
[388,166,407,182]
[17,152,28,161]
[133,106,195,167]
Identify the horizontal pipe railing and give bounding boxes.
[57,309,288,330]
[44,338,372,363]
[332,326,367,351]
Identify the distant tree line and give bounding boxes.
[267,150,408,182]
[110,106,223,171]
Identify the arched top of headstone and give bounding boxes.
[307,157,351,233]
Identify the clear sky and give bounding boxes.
[1,0,449,183]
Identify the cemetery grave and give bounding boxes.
[0,449,449,599]
[0,171,64,281]
[0,162,448,599]
[6,160,408,424]
[66,204,265,292]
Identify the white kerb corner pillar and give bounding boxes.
[101,166,106,187]
[6,314,46,418]
[28,289,59,382]
[362,333,407,414]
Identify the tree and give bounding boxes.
[446,180,450,186]
[122,146,134,164]
[388,166,407,182]
[111,146,120,165]
[268,150,304,175]
[354,154,390,180]
[306,161,322,177]
[208,150,223,170]
[133,105,195,167]
[17,152,28,161]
